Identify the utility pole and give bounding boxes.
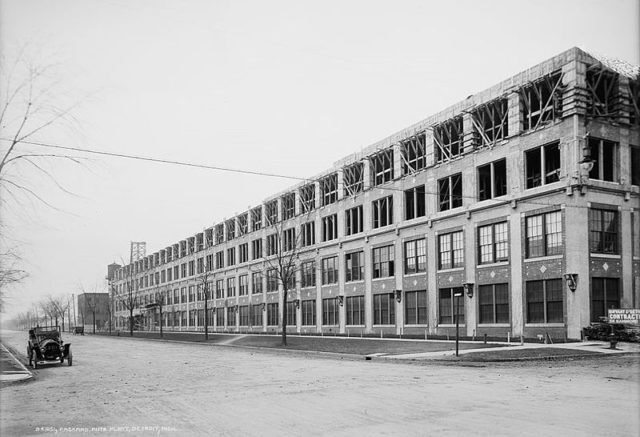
[72,293,77,328]
[454,289,463,357]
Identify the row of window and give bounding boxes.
[117,206,622,294]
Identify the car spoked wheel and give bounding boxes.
[32,350,38,369]
[67,348,73,366]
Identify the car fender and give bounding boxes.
[63,343,71,357]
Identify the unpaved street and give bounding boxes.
[1,331,638,436]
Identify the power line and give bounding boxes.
[0,138,308,182]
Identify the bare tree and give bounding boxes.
[119,262,140,337]
[40,299,57,327]
[48,294,70,331]
[196,265,213,340]
[0,49,89,311]
[262,215,307,346]
[150,287,167,338]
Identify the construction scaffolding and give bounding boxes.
[400,132,427,175]
[470,99,509,149]
[343,162,363,197]
[519,70,564,131]
[433,116,464,163]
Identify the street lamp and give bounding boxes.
[454,289,464,357]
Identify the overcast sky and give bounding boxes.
[1,0,638,318]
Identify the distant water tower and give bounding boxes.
[130,241,146,263]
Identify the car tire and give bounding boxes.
[32,350,38,369]
[67,348,73,366]
[27,347,31,366]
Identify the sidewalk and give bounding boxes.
[0,343,32,384]
[96,330,640,362]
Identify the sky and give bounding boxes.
[0,0,638,319]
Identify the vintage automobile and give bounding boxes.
[27,326,73,368]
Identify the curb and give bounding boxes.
[0,343,33,384]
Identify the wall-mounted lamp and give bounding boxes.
[463,282,474,298]
[563,273,578,292]
[260,302,266,312]
[395,289,402,303]
[234,305,239,313]
[337,296,344,307]
[294,299,300,309]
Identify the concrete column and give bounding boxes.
[392,144,402,180]
[510,213,524,339]
[395,235,403,335]
[465,222,476,337]
[363,158,372,191]
[427,227,438,335]
[462,112,475,153]
[337,169,344,201]
[564,204,590,340]
[364,242,373,333]
[338,250,346,334]
[621,207,634,308]
[507,92,521,137]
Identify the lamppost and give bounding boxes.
[454,289,463,357]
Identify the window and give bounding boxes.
[401,132,427,175]
[237,213,248,236]
[321,256,338,285]
[373,293,395,325]
[586,66,619,118]
[227,307,236,327]
[286,301,297,326]
[438,173,462,211]
[267,303,279,326]
[439,287,464,324]
[520,71,563,131]
[239,306,249,326]
[239,243,249,263]
[251,206,262,231]
[188,261,195,276]
[345,205,363,236]
[252,272,263,294]
[252,238,262,260]
[346,296,364,325]
[478,159,507,200]
[591,278,620,322]
[345,251,364,282]
[320,173,338,206]
[322,214,338,241]
[266,233,278,256]
[434,117,463,162]
[404,186,425,220]
[478,222,509,264]
[189,310,196,326]
[302,300,316,326]
[525,142,560,189]
[283,228,296,252]
[404,239,426,275]
[632,146,640,186]
[226,277,236,297]
[180,287,186,303]
[478,284,509,324]
[265,200,278,225]
[587,137,618,182]
[370,148,394,185]
[405,291,427,325]
[438,231,464,269]
[166,289,173,305]
[344,162,364,196]
[372,245,394,278]
[526,279,563,324]
[167,268,172,282]
[277,193,295,221]
[196,257,204,274]
[322,298,339,325]
[173,289,179,304]
[471,99,509,148]
[526,211,562,258]
[299,183,316,213]
[301,261,316,288]
[215,280,224,299]
[215,308,224,327]
[188,285,195,302]
[301,221,315,247]
[215,251,224,269]
[589,209,618,254]
[250,304,263,327]
[214,224,224,244]
[173,265,179,280]
[372,196,393,228]
[239,274,248,296]
[226,248,235,267]
[266,269,278,292]
[181,263,187,278]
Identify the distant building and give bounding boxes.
[109,47,640,341]
[77,293,110,331]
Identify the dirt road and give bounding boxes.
[1,330,638,436]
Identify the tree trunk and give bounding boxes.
[159,306,163,338]
[92,311,96,334]
[129,309,134,336]
[282,290,288,346]
[204,294,209,341]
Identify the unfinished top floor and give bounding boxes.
[114,47,640,279]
